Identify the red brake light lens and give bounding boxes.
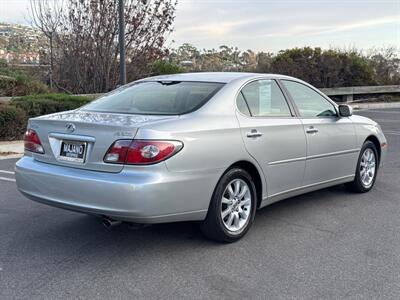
[24,129,44,154]
[104,140,183,165]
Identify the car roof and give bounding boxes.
[138,72,297,84]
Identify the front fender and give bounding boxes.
[350,115,388,165]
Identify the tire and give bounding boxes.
[201,168,257,243]
[345,141,379,193]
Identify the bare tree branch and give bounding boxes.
[28,0,176,93]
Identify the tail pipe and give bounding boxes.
[102,217,122,229]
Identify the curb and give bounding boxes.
[0,141,24,160]
[0,154,23,160]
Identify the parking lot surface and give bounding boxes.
[0,108,399,299]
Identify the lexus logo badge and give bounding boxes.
[65,123,76,133]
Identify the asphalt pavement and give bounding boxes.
[0,108,399,299]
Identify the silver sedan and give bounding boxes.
[15,73,387,242]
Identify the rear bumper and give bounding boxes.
[15,156,221,223]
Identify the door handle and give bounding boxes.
[305,126,319,134]
[246,129,263,138]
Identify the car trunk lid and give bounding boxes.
[28,110,178,173]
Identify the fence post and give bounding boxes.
[344,94,354,103]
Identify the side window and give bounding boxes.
[282,80,337,118]
[237,80,292,117]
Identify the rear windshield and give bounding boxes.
[81,81,224,115]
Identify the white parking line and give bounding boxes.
[0,176,16,182]
[0,170,14,175]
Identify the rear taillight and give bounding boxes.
[24,129,44,154]
[104,140,183,165]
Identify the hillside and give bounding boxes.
[0,23,45,64]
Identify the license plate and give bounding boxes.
[59,140,87,163]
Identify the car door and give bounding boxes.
[236,79,307,197]
[280,79,358,186]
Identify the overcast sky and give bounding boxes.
[0,0,399,52]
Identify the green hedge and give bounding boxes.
[0,72,49,97]
[10,93,92,118]
[0,75,17,96]
[0,60,49,97]
[0,105,27,140]
[0,93,93,140]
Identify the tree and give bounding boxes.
[168,44,261,72]
[30,0,64,89]
[255,51,273,73]
[270,47,377,88]
[30,0,177,93]
[367,46,400,85]
[151,60,185,75]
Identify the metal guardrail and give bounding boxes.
[320,85,400,102]
[1,85,399,104]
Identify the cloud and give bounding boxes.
[1,0,398,51]
[174,17,269,38]
[170,0,399,52]
[261,14,400,38]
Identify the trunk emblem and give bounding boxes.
[65,123,76,133]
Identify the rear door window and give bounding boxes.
[237,80,292,117]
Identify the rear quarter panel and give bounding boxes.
[135,113,256,172]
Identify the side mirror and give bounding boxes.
[338,104,353,117]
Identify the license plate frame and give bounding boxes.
[59,140,87,163]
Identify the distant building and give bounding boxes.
[0,23,43,64]
[0,50,40,64]
[0,24,13,37]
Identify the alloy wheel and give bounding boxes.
[360,148,376,188]
[220,179,252,232]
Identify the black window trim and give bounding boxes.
[239,91,253,117]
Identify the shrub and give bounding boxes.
[10,93,92,118]
[12,73,49,96]
[0,60,49,96]
[259,47,378,88]
[151,60,185,75]
[0,75,17,96]
[0,105,27,141]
